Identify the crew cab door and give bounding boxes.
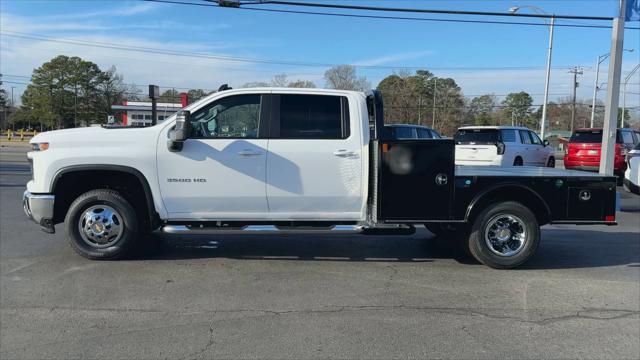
[518,130,536,165]
[156,94,270,219]
[528,130,547,166]
[265,93,364,220]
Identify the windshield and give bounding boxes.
[570,130,622,144]
[454,129,500,144]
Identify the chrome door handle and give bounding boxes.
[333,150,356,157]
[238,150,263,156]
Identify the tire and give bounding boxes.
[625,179,640,195]
[65,189,139,260]
[513,157,523,166]
[464,201,540,269]
[547,157,555,168]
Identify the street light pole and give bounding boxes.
[590,49,633,127]
[599,0,626,176]
[509,5,553,140]
[621,63,640,128]
[591,54,607,127]
[540,16,554,140]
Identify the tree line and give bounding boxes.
[2,55,635,134]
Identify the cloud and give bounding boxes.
[112,2,158,16]
[37,2,158,21]
[354,50,433,67]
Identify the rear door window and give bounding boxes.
[275,94,349,139]
[621,131,634,145]
[519,130,532,144]
[394,127,416,139]
[417,128,431,139]
[500,129,516,143]
[454,129,500,144]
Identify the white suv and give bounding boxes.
[454,126,555,167]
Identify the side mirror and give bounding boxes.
[543,139,550,147]
[168,110,191,152]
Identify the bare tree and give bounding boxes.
[271,73,289,87]
[287,79,316,88]
[324,65,370,91]
[241,81,270,88]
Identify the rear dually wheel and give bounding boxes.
[465,201,540,269]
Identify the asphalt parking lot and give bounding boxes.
[1,146,639,359]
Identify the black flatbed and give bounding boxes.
[455,166,613,178]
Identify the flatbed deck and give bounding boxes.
[455,166,610,178]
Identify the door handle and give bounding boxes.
[238,150,263,156]
[333,150,357,157]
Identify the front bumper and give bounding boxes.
[23,191,55,233]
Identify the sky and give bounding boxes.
[1,0,639,109]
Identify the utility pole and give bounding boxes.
[10,87,15,131]
[569,66,583,133]
[621,63,640,128]
[600,0,626,176]
[432,78,437,129]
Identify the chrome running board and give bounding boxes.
[161,224,364,235]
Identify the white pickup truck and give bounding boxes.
[24,88,617,268]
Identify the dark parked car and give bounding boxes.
[385,124,442,139]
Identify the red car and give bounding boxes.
[564,128,640,177]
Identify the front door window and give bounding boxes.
[190,95,261,139]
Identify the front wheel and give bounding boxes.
[65,189,139,260]
[464,201,540,269]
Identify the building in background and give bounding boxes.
[111,93,188,126]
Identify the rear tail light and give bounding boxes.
[605,215,615,222]
[496,141,505,155]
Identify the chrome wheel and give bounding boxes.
[484,214,527,257]
[78,205,123,248]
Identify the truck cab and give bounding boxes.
[24,88,618,269]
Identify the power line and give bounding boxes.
[213,0,615,20]
[140,0,640,30]
[0,30,579,71]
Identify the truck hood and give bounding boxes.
[30,126,163,148]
